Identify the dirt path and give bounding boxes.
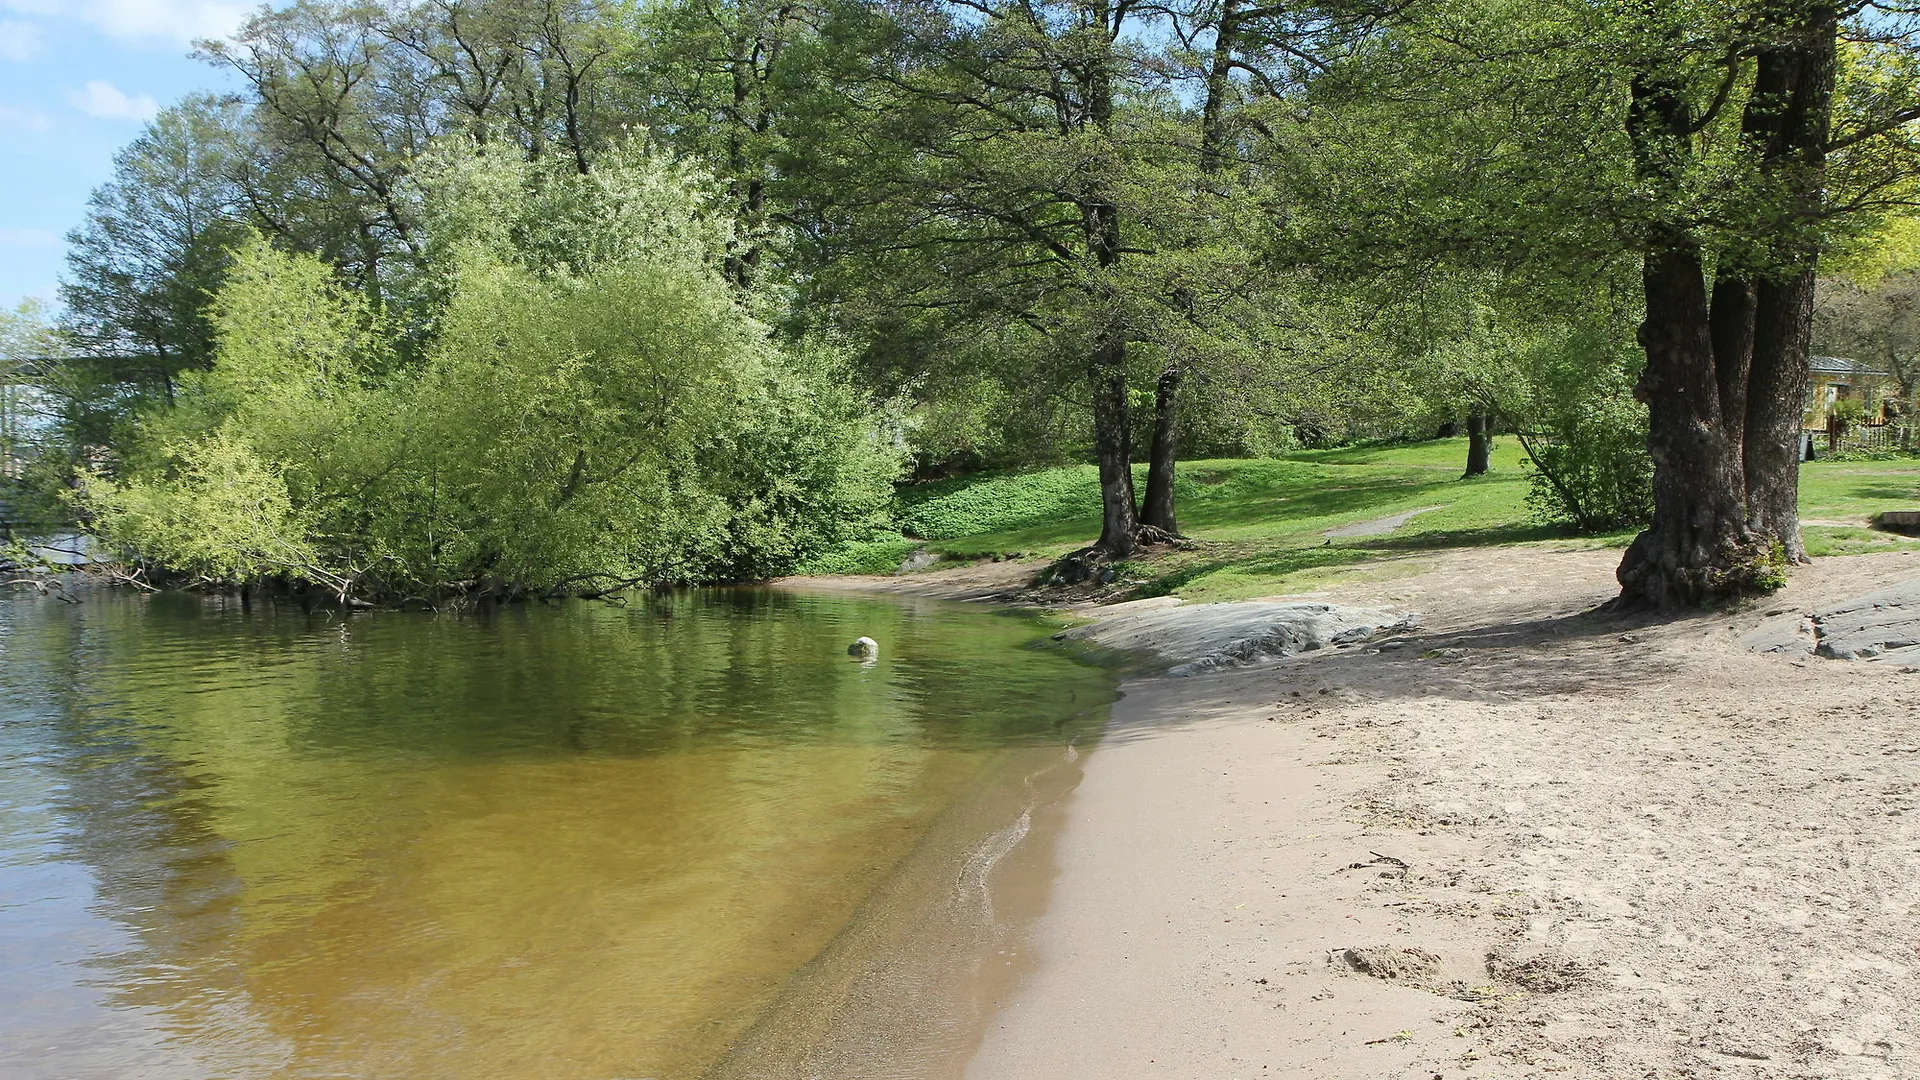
[1323,505,1447,538]
[965,547,1920,1079]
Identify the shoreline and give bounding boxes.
[811,545,1920,1078]
[701,706,1114,1080]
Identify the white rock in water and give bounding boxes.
[848,636,879,659]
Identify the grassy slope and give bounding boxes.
[801,438,1920,601]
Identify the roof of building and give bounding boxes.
[1810,355,1893,377]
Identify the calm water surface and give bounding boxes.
[0,587,1114,1079]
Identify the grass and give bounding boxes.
[1798,458,1920,557]
[794,534,925,576]
[799,438,1920,599]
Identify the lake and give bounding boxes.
[0,586,1115,1079]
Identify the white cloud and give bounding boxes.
[0,0,255,48]
[0,102,50,130]
[69,79,159,122]
[0,227,58,248]
[0,18,42,60]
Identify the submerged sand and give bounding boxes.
[960,546,1920,1079]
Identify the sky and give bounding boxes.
[0,1,266,315]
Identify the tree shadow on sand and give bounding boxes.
[1093,600,1709,746]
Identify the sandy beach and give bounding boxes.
[949,546,1920,1079]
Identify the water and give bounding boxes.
[0,587,1115,1079]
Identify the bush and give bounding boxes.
[1512,328,1654,534]
[793,534,924,575]
[1522,399,1654,532]
[79,144,901,599]
[81,430,335,587]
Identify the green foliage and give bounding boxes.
[1519,353,1656,535]
[81,145,899,599]
[896,467,1106,541]
[0,300,75,527]
[1818,445,1917,462]
[1412,294,1655,536]
[808,447,1920,601]
[805,445,1572,595]
[81,430,329,586]
[1704,538,1791,598]
[419,141,737,283]
[47,0,1920,601]
[793,534,924,575]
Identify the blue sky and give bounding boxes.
[0,1,266,314]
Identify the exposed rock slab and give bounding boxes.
[1060,598,1418,676]
[1742,578,1920,668]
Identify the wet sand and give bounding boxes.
[703,733,1101,1080]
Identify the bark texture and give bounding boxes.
[1092,336,1138,556]
[1462,409,1491,477]
[1743,5,1835,564]
[1747,271,1815,561]
[1708,275,1755,433]
[1618,245,1769,609]
[1613,5,1835,609]
[1141,368,1183,535]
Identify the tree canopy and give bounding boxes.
[27,0,1920,605]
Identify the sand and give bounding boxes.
[956,546,1920,1079]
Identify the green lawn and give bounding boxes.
[799,438,1920,600]
[1799,457,1920,557]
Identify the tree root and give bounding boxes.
[1133,523,1189,546]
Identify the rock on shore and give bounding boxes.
[1059,596,1418,676]
[1743,578,1920,667]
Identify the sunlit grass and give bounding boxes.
[799,439,1920,598]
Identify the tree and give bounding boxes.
[1814,259,1920,417]
[1818,270,1920,399]
[201,1,632,301]
[1296,0,1920,607]
[632,0,813,287]
[785,0,1174,555]
[1462,409,1491,477]
[60,96,252,407]
[786,0,1375,553]
[202,3,434,297]
[80,144,898,599]
[0,301,57,494]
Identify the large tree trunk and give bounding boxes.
[1083,14,1137,559]
[1141,367,1183,535]
[1743,5,1835,564]
[1462,408,1491,477]
[1617,245,1767,609]
[1709,275,1756,433]
[1747,270,1815,561]
[1092,332,1138,556]
[1615,63,1788,609]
